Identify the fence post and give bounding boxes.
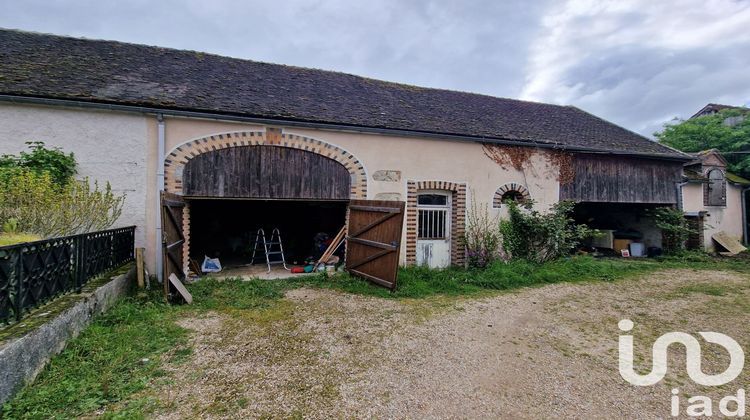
[14,247,23,322]
[74,235,84,292]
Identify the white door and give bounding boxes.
[416,192,451,268]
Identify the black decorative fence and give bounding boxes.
[0,226,135,324]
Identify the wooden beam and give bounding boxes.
[135,247,145,289]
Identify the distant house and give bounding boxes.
[691,103,749,127]
[690,103,743,118]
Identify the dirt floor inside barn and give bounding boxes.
[146,268,750,419]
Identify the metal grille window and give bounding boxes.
[417,193,449,240]
[418,208,447,239]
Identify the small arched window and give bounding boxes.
[706,169,726,206]
[501,190,526,203]
[493,183,531,208]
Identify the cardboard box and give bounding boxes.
[613,239,632,254]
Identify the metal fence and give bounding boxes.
[0,226,135,324]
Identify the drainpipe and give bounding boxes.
[742,187,750,245]
[155,114,166,283]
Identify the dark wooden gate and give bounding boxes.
[182,146,351,199]
[346,200,405,289]
[161,192,185,297]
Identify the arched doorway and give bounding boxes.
[160,129,404,290]
[182,145,352,275]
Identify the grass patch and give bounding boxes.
[1,292,187,419]
[292,254,750,299]
[0,232,41,247]
[675,284,729,297]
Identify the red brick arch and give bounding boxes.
[163,128,368,272]
[163,128,368,199]
[492,183,530,208]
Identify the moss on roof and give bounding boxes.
[727,172,750,185]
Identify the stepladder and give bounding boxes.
[250,228,289,273]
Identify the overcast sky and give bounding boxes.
[1,0,749,137]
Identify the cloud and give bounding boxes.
[520,0,750,136]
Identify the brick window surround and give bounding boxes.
[406,180,467,266]
[492,183,530,208]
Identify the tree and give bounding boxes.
[655,109,750,178]
[0,141,76,187]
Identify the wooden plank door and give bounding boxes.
[161,192,185,298]
[346,199,405,289]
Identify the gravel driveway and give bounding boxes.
[155,269,750,419]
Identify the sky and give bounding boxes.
[1,0,749,137]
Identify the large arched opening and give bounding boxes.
[183,145,352,273]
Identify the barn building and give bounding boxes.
[0,29,698,287]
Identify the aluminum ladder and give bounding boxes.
[250,228,289,273]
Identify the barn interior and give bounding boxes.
[188,199,348,271]
[571,202,669,256]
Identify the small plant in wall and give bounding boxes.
[500,200,596,263]
[462,194,501,268]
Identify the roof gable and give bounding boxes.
[0,29,686,159]
[696,149,728,168]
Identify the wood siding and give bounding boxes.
[183,146,351,199]
[560,155,682,203]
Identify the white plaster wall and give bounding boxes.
[0,103,150,250]
[682,182,744,249]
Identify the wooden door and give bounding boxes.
[161,192,185,297]
[346,200,405,289]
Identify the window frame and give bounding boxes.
[417,191,451,240]
[705,168,727,207]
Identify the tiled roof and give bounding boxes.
[690,103,748,119]
[0,29,686,158]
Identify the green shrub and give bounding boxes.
[499,200,596,263]
[0,141,76,187]
[649,207,696,254]
[0,170,125,238]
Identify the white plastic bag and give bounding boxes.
[201,255,222,273]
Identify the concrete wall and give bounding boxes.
[0,103,150,250]
[0,267,135,404]
[683,182,745,249]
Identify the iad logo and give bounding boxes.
[618,319,744,386]
[618,319,746,417]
